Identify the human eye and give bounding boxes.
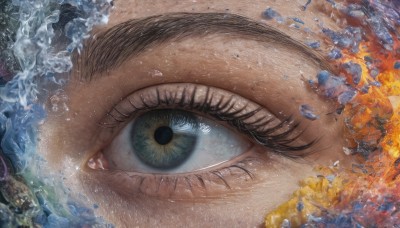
[37,9,348,227]
[87,83,313,198]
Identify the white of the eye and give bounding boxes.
[103,114,251,174]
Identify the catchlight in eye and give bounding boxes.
[130,109,198,170]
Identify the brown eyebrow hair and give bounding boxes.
[76,12,333,81]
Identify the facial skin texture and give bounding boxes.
[38,0,353,227]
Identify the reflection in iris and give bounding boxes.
[130,109,198,170]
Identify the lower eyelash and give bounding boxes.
[106,157,258,199]
[99,83,316,157]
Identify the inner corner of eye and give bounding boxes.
[87,151,110,171]
[95,108,252,174]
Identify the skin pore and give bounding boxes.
[37,0,352,226]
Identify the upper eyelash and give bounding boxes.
[99,84,316,158]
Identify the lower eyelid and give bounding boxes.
[90,149,268,200]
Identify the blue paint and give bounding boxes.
[261,8,280,20]
[308,79,315,87]
[307,41,320,49]
[322,28,352,49]
[364,55,373,62]
[317,70,330,86]
[302,0,312,11]
[299,104,319,120]
[378,202,394,211]
[352,202,363,212]
[326,0,336,6]
[361,85,370,93]
[394,61,400,69]
[292,17,305,24]
[326,175,335,182]
[338,89,357,105]
[370,81,382,87]
[328,48,342,59]
[368,15,394,49]
[322,27,362,53]
[297,201,304,212]
[343,62,362,85]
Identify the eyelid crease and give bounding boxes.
[98,83,316,158]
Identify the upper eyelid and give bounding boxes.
[100,83,278,128]
[98,83,316,157]
[77,12,333,82]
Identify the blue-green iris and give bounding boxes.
[130,109,199,170]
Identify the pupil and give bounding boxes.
[154,126,174,145]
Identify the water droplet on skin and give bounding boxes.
[149,69,163,77]
[49,89,70,114]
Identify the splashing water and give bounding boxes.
[0,0,112,226]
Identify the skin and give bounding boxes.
[37,0,353,227]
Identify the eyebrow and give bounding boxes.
[77,12,333,81]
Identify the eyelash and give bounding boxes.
[105,156,260,198]
[92,83,317,198]
[99,83,316,158]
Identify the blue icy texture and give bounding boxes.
[369,0,400,43]
[328,48,342,59]
[292,17,305,24]
[262,8,280,20]
[302,0,312,11]
[394,61,400,69]
[0,0,112,226]
[306,41,320,49]
[303,196,400,227]
[337,0,399,50]
[316,70,357,105]
[343,61,362,85]
[261,7,284,23]
[367,15,393,50]
[299,105,318,120]
[322,27,363,53]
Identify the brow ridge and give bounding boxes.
[77,12,333,81]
